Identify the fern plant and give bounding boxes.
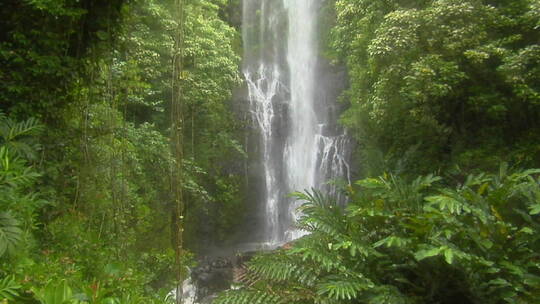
[32,280,84,304]
[0,114,43,259]
[216,165,540,304]
[0,146,40,189]
[0,212,23,258]
[0,275,21,301]
[0,112,43,160]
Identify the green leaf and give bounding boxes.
[444,248,454,264]
[0,212,23,257]
[523,274,540,287]
[529,204,540,215]
[488,278,510,287]
[33,281,73,304]
[317,277,373,300]
[356,178,385,189]
[414,247,441,261]
[519,227,534,234]
[373,236,410,248]
[0,276,21,301]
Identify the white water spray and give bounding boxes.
[243,0,351,245]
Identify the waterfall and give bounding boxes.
[243,0,351,245]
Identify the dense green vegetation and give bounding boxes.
[1,0,244,302]
[330,0,540,176]
[217,0,540,303]
[2,0,540,303]
[217,168,540,303]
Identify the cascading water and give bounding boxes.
[282,0,319,241]
[175,2,351,302]
[243,0,351,245]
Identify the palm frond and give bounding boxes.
[0,212,23,257]
[249,253,319,286]
[0,115,43,159]
[0,116,43,142]
[0,276,21,301]
[316,274,375,301]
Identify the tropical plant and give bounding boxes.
[0,0,244,302]
[32,281,77,304]
[0,146,40,190]
[0,276,21,301]
[216,165,540,304]
[0,212,23,258]
[0,123,41,259]
[0,112,43,160]
[331,0,540,175]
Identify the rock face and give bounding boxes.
[192,257,233,298]
[187,253,254,303]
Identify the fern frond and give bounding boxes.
[290,240,344,272]
[0,117,43,142]
[0,115,43,159]
[0,276,21,301]
[425,192,469,215]
[214,290,286,304]
[373,235,412,249]
[316,275,374,301]
[297,196,347,240]
[247,252,319,286]
[0,212,23,257]
[362,285,413,304]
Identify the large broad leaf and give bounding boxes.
[414,247,441,261]
[33,281,74,304]
[0,212,23,257]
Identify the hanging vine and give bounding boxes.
[171,0,186,302]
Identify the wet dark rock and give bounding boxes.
[188,253,255,303]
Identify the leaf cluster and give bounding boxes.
[217,165,540,303]
[331,0,540,176]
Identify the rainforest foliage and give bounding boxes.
[2,0,540,303]
[330,0,540,176]
[1,0,244,302]
[217,0,540,303]
[217,168,540,304]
